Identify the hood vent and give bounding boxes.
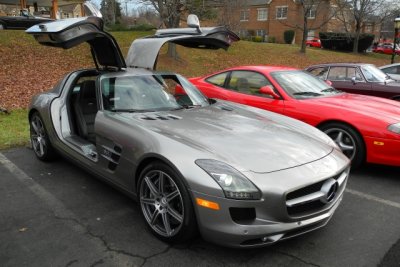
[140,114,181,121]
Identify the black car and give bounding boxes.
[0,9,53,30]
[306,63,400,100]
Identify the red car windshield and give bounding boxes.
[271,70,342,99]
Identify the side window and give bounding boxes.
[206,72,228,87]
[383,66,397,74]
[347,67,363,81]
[327,67,347,81]
[309,67,329,80]
[227,71,273,97]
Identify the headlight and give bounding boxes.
[388,123,400,134]
[195,159,261,200]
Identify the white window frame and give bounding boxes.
[256,29,266,36]
[276,6,288,20]
[240,9,250,21]
[306,7,316,19]
[257,8,268,21]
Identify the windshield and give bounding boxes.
[100,73,209,112]
[271,70,342,99]
[361,65,390,82]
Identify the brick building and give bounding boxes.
[218,0,380,44]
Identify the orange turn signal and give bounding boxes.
[373,141,384,146]
[196,198,220,210]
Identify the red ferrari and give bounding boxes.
[190,66,400,167]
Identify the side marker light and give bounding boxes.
[196,198,220,210]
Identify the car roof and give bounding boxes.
[379,63,400,69]
[222,65,298,73]
[307,63,373,68]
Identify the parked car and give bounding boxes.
[306,38,322,48]
[190,65,400,168]
[379,63,400,81]
[26,16,350,248]
[0,9,53,30]
[306,63,400,100]
[373,43,400,55]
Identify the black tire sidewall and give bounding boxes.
[137,161,197,243]
[319,123,365,168]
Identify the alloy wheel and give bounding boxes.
[30,114,48,157]
[324,127,356,160]
[139,170,184,237]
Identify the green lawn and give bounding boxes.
[0,109,29,150]
[0,29,398,150]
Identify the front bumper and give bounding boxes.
[191,191,342,248]
[190,150,349,248]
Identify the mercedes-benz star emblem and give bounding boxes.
[320,178,339,204]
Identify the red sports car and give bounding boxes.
[306,38,322,48]
[190,66,400,167]
[373,44,400,55]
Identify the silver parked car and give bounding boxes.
[379,63,400,81]
[26,16,350,248]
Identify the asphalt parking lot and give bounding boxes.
[1,147,399,267]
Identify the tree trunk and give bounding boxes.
[353,21,361,53]
[300,18,308,54]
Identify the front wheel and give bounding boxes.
[138,162,197,243]
[319,123,365,168]
[30,112,57,161]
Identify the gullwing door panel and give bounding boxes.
[26,17,126,70]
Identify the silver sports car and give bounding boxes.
[26,16,350,248]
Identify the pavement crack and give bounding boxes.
[90,259,104,267]
[65,259,78,267]
[139,245,172,267]
[273,250,321,267]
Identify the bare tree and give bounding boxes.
[211,0,248,32]
[278,0,337,53]
[337,0,380,53]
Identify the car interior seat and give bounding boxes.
[73,80,98,143]
[236,78,250,93]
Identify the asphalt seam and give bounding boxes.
[345,188,400,209]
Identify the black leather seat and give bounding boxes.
[73,80,98,143]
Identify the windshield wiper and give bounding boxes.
[293,92,322,96]
[321,88,341,93]
[110,109,144,113]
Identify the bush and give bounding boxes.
[130,23,157,31]
[106,23,156,32]
[284,30,295,44]
[267,36,276,43]
[319,32,375,52]
[252,36,263,42]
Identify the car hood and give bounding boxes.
[120,102,334,173]
[308,93,400,122]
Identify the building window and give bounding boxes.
[306,7,316,19]
[240,9,249,21]
[256,29,266,36]
[238,29,249,37]
[257,8,268,21]
[365,25,372,33]
[276,6,288,20]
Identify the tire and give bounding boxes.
[319,123,365,168]
[138,162,197,243]
[29,112,57,161]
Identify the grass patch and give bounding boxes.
[0,109,29,150]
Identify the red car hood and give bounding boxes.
[309,93,400,122]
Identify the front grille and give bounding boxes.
[285,170,348,217]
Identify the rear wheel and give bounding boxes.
[30,112,57,161]
[319,123,365,168]
[138,162,197,243]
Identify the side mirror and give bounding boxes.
[259,85,280,99]
[187,14,200,32]
[351,77,357,85]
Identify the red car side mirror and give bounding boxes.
[259,85,280,99]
